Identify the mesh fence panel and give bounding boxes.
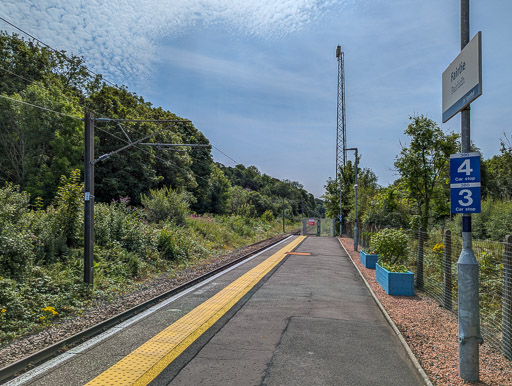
[400,229,508,354]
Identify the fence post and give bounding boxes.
[443,230,452,310]
[503,235,512,359]
[416,230,424,289]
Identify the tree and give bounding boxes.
[206,165,231,214]
[394,115,458,231]
[485,134,512,200]
[323,159,378,228]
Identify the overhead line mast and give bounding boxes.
[336,45,346,173]
[336,45,346,236]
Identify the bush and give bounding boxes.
[158,228,192,261]
[260,210,274,222]
[370,228,409,269]
[0,183,35,277]
[141,186,191,225]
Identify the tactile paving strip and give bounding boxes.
[86,236,306,385]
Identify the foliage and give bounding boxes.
[219,163,323,219]
[362,185,411,229]
[0,183,35,277]
[378,261,408,273]
[394,115,458,231]
[260,209,274,222]
[324,158,378,230]
[447,199,512,241]
[484,134,512,200]
[371,228,409,268]
[0,179,299,344]
[205,164,231,215]
[141,186,191,225]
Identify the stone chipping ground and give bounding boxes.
[339,237,512,386]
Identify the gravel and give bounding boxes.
[0,233,291,370]
[339,237,512,386]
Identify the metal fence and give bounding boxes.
[406,230,510,359]
[301,218,336,237]
[347,226,512,359]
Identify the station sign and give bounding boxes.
[450,152,481,213]
[442,31,482,123]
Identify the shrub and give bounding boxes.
[370,228,409,269]
[141,186,191,225]
[53,169,84,248]
[260,210,274,222]
[0,183,35,277]
[157,228,192,261]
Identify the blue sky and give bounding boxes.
[1,1,511,197]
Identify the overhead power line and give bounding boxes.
[95,118,190,123]
[212,145,239,165]
[0,16,119,89]
[95,126,209,182]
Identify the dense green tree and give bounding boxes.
[0,82,83,203]
[484,135,512,200]
[362,184,412,228]
[206,165,231,214]
[323,159,378,229]
[394,115,458,231]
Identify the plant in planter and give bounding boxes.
[370,228,414,296]
[360,249,380,269]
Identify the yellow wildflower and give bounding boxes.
[1,308,6,313]
[432,243,444,253]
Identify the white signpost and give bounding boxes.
[442,31,482,123]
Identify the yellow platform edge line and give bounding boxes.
[86,235,306,386]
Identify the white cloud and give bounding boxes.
[0,0,340,85]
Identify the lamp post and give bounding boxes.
[346,147,359,251]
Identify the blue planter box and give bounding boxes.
[360,251,379,269]
[376,263,415,296]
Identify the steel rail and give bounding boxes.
[0,231,299,383]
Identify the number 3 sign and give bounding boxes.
[450,152,481,213]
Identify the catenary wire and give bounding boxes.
[211,145,239,165]
[95,126,209,183]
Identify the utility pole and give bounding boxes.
[458,0,481,381]
[84,112,94,285]
[82,117,190,286]
[346,148,358,251]
[336,45,347,236]
[282,197,286,233]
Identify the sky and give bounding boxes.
[1,0,511,197]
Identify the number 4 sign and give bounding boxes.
[450,152,481,213]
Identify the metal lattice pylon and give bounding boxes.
[336,45,346,176]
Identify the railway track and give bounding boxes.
[0,231,300,384]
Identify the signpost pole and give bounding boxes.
[458,0,481,381]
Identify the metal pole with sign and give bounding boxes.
[443,1,482,381]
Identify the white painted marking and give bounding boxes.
[5,236,293,385]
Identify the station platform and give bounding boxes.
[11,236,426,385]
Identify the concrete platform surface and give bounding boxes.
[159,236,425,385]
